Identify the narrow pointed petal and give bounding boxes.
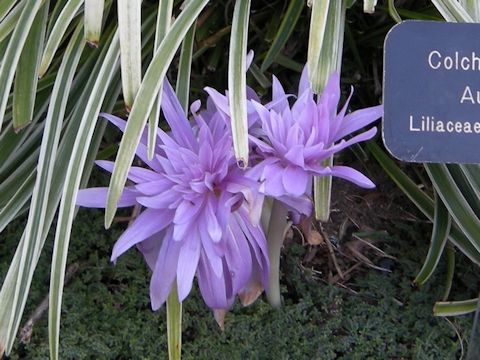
[298,66,310,95]
[150,228,181,310]
[176,236,201,301]
[76,187,138,208]
[205,198,222,242]
[334,105,383,141]
[330,165,376,189]
[111,209,174,261]
[137,191,179,209]
[162,80,198,150]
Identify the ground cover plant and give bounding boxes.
[0,0,479,359]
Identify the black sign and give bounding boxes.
[383,21,480,163]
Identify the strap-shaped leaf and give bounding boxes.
[0,149,39,208]
[413,192,451,286]
[387,0,402,23]
[442,244,455,301]
[117,0,142,109]
[449,164,480,214]
[13,2,49,131]
[0,23,85,355]
[0,1,25,43]
[49,30,120,360]
[39,0,84,78]
[229,0,251,167]
[0,0,17,22]
[425,164,480,254]
[431,0,474,22]
[367,142,480,265]
[460,0,480,21]
[261,0,304,72]
[0,171,35,234]
[176,10,196,112]
[84,0,105,46]
[434,298,479,316]
[0,0,43,132]
[105,0,209,228]
[307,0,329,92]
[147,0,173,159]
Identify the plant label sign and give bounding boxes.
[383,21,480,163]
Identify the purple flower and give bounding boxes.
[247,70,383,216]
[76,81,269,310]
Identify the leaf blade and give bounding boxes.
[228,0,251,167]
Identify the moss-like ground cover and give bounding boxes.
[1,199,475,359]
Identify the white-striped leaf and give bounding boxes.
[49,30,120,360]
[117,0,142,109]
[431,0,474,22]
[0,23,85,356]
[39,0,84,78]
[228,0,251,168]
[13,1,49,131]
[147,0,173,159]
[84,0,105,46]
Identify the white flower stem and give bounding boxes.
[266,200,289,308]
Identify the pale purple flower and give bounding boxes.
[76,81,269,310]
[247,70,383,216]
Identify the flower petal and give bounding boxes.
[162,80,198,151]
[197,252,233,309]
[282,165,309,196]
[111,209,174,261]
[263,163,286,197]
[76,187,138,208]
[176,236,201,301]
[330,165,375,188]
[150,228,181,310]
[334,105,383,141]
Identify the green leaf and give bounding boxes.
[434,298,479,316]
[425,164,480,254]
[13,2,49,131]
[84,0,105,46]
[431,0,474,22]
[39,0,84,78]
[0,0,43,132]
[105,0,209,228]
[49,30,119,360]
[387,0,402,23]
[147,0,173,160]
[0,0,17,22]
[117,0,142,109]
[228,0,251,168]
[175,14,196,113]
[0,1,24,43]
[367,142,480,265]
[413,191,451,286]
[0,23,85,356]
[261,0,304,72]
[0,171,35,234]
[460,0,480,21]
[442,244,455,301]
